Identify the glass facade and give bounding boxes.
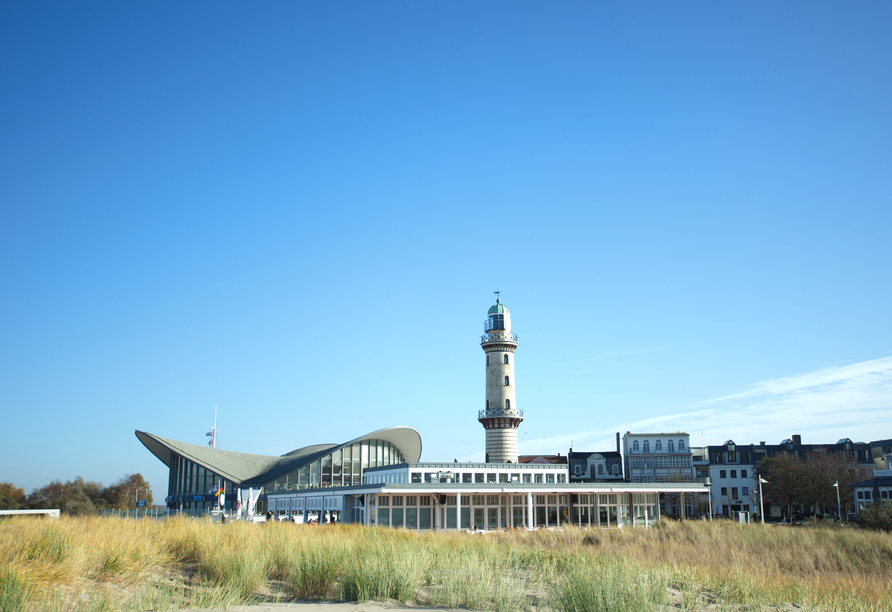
[271,439,405,492]
[168,453,235,511]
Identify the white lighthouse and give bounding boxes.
[479,295,523,463]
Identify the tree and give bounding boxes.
[101,473,153,509]
[24,473,153,515]
[0,482,27,510]
[757,454,808,519]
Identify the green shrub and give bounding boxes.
[858,501,892,531]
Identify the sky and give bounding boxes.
[1,2,890,500]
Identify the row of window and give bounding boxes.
[572,463,621,475]
[718,469,748,479]
[629,456,692,468]
[485,354,511,365]
[857,490,892,500]
[631,439,686,453]
[409,471,567,484]
[485,399,511,410]
[374,492,648,508]
[720,486,749,498]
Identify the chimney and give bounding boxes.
[792,434,802,446]
[617,432,621,453]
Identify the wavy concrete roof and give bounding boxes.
[135,426,422,488]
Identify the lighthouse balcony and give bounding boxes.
[480,332,518,344]
[479,408,523,419]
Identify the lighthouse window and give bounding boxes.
[486,400,489,410]
[485,314,505,331]
[503,354,509,364]
[504,376,509,386]
[505,399,510,410]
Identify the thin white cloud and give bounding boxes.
[520,356,892,454]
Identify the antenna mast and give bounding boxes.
[206,405,217,449]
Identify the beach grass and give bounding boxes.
[1,515,890,611]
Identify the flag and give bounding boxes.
[218,482,225,510]
[207,484,220,495]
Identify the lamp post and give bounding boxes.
[759,477,768,524]
[833,481,842,522]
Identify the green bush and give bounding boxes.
[858,501,892,531]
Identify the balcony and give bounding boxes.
[478,409,524,419]
[480,332,518,344]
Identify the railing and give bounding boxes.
[478,409,524,419]
[480,332,518,344]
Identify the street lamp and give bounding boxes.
[759,477,768,524]
[833,481,842,522]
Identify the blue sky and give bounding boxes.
[2,2,890,499]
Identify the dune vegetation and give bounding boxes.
[1,515,890,612]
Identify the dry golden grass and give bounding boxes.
[1,515,890,611]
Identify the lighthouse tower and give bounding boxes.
[479,295,523,463]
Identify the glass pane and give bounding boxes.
[419,508,431,529]
[377,508,390,527]
[406,508,417,529]
[392,508,403,528]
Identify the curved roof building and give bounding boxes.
[136,426,422,510]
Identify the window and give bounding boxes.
[420,496,430,505]
[392,496,403,506]
[598,464,605,475]
[534,474,543,484]
[721,487,728,496]
[741,470,748,478]
[731,488,738,499]
[655,440,662,450]
[504,354,509,364]
[731,470,737,478]
[406,496,416,506]
[499,474,508,483]
[411,473,421,483]
[668,441,674,452]
[504,376,510,386]
[574,465,582,474]
[475,473,484,483]
[522,474,531,483]
[557,474,566,483]
[487,473,496,483]
[742,487,748,495]
[720,470,727,478]
[546,474,555,484]
[633,441,640,451]
[505,399,510,410]
[379,496,389,506]
[486,355,489,365]
[486,400,489,410]
[643,441,650,453]
[679,440,685,450]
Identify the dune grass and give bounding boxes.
[1,515,890,611]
